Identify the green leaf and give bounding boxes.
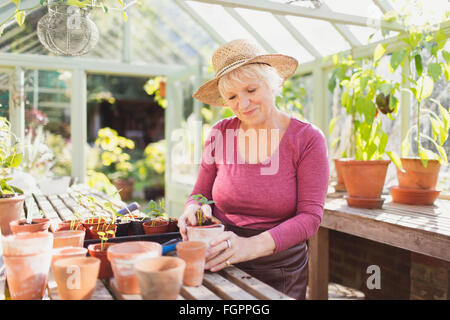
[401,137,411,158]
[40,0,46,5]
[428,63,442,82]
[9,153,22,168]
[386,151,403,171]
[378,131,388,155]
[11,0,21,7]
[331,137,340,149]
[374,43,386,62]
[417,76,434,101]
[442,50,450,65]
[435,29,447,50]
[414,54,423,77]
[329,116,338,135]
[14,10,25,27]
[390,49,407,72]
[328,71,337,93]
[418,147,429,168]
[0,24,5,37]
[65,0,87,8]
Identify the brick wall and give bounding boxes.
[328,230,411,299]
[410,253,449,300]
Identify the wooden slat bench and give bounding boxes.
[308,191,450,300]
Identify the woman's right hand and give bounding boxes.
[177,203,212,240]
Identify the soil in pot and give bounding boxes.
[176,241,207,287]
[107,241,162,294]
[53,257,100,300]
[142,219,169,235]
[51,246,88,269]
[167,218,179,232]
[87,242,115,279]
[82,217,111,239]
[54,220,86,232]
[0,194,25,236]
[10,218,51,234]
[135,256,186,300]
[340,159,390,209]
[53,230,86,248]
[186,223,225,248]
[2,232,53,300]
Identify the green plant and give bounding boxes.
[275,77,306,120]
[133,139,165,192]
[144,199,166,226]
[94,127,135,181]
[76,194,119,226]
[0,117,24,197]
[376,24,450,169]
[191,194,214,226]
[96,230,115,251]
[328,56,399,161]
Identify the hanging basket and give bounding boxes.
[37,0,99,56]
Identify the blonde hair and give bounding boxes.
[218,63,283,102]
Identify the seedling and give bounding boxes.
[97,230,115,251]
[144,199,166,226]
[191,194,214,226]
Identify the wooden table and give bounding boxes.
[0,185,293,300]
[307,191,450,300]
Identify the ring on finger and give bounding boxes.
[226,239,231,249]
[226,260,231,266]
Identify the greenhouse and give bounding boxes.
[0,0,449,302]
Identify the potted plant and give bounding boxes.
[87,230,116,279]
[133,139,166,201]
[142,199,169,235]
[94,127,136,201]
[186,194,224,246]
[378,26,450,205]
[10,209,50,234]
[328,56,399,208]
[0,117,26,236]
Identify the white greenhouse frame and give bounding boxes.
[0,0,449,217]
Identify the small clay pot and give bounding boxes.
[2,232,53,300]
[107,241,162,294]
[176,241,207,287]
[87,242,115,279]
[0,194,25,236]
[143,219,169,235]
[53,257,100,300]
[340,159,390,209]
[51,246,88,269]
[186,223,224,248]
[333,158,347,192]
[396,158,441,190]
[54,220,86,232]
[82,217,111,239]
[53,230,86,248]
[10,218,51,234]
[88,224,117,240]
[135,256,186,300]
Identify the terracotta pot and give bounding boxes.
[87,243,115,279]
[340,159,391,209]
[0,194,25,236]
[113,178,135,202]
[135,256,185,300]
[10,218,51,234]
[168,218,179,232]
[54,220,86,232]
[107,241,162,294]
[396,158,441,190]
[186,223,224,248]
[176,241,207,287]
[390,186,440,206]
[159,80,166,98]
[2,232,53,300]
[142,219,169,235]
[333,158,347,192]
[53,230,86,248]
[88,224,117,240]
[53,257,100,300]
[51,246,88,269]
[82,217,111,239]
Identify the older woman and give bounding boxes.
[178,39,329,300]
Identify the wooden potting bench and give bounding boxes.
[0,185,293,300]
[307,189,450,299]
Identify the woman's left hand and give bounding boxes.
[205,230,276,272]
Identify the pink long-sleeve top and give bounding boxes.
[185,116,330,253]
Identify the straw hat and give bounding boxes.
[193,39,298,107]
